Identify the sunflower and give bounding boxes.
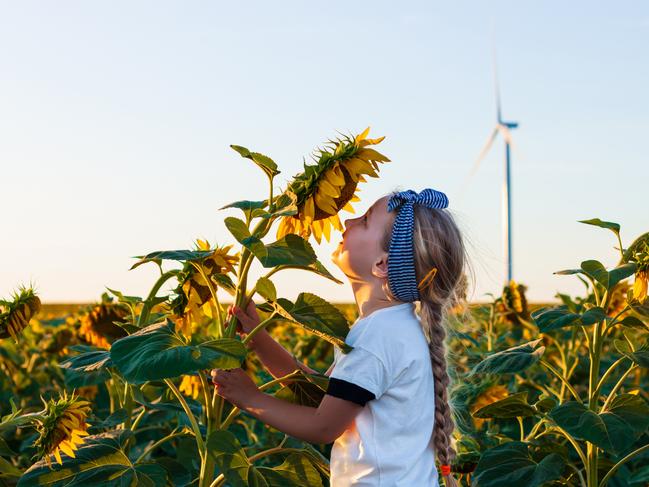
[633,269,648,304]
[34,391,91,466]
[171,240,239,336]
[470,384,509,430]
[78,296,128,349]
[275,127,390,245]
[179,375,202,400]
[0,285,41,342]
[496,280,530,326]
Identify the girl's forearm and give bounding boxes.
[247,329,319,383]
[241,392,331,444]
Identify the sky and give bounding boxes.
[1,1,647,305]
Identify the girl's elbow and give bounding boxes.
[317,424,345,444]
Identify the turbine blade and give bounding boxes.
[492,24,502,123]
[455,126,500,202]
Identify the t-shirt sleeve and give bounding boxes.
[325,345,390,406]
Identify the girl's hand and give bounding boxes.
[210,368,261,409]
[227,299,260,337]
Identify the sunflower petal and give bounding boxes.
[355,126,371,143]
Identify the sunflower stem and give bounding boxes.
[164,379,205,459]
[138,270,180,327]
[191,262,224,338]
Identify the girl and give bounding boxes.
[211,188,469,486]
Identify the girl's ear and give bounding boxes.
[372,252,389,279]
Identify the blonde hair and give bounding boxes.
[380,190,473,487]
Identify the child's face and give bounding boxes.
[331,195,395,280]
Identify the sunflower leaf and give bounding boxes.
[129,250,214,271]
[230,145,280,181]
[272,293,352,353]
[109,319,247,383]
[473,441,564,487]
[18,430,166,487]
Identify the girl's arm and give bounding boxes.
[212,366,360,444]
[230,303,324,386]
[247,328,321,379]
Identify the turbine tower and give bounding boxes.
[462,42,519,284]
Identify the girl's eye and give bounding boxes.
[363,215,368,225]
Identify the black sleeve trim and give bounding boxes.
[326,377,376,406]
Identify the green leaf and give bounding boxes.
[549,395,649,454]
[207,431,322,487]
[273,293,352,353]
[531,305,606,332]
[219,199,269,223]
[207,430,258,487]
[251,234,318,268]
[230,145,280,180]
[274,369,330,407]
[472,392,537,419]
[578,218,620,235]
[105,287,143,306]
[617,315,648,330]
[110,319,247,383]
[60,346,112,372]
[553,269,583,276]
[473,441,564,487]
[257,453,323,487]
[0,456,22,478]
[129,249,213,271]
[17,430,166,487]
[614,338,649,368]
[255,277,277,302]
[469,339,545,376]
[580,260,637,290]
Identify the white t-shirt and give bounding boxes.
[326,302,439,487]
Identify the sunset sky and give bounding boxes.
[2,1,647,305]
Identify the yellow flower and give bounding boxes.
[179,375,202,400]
[0,286,41,342]
[470,384,509,430]
[276,127,390,245]
[78,300,128,350]
[633,270,648,303]
[171,240,240,336]
[34,392,91,466]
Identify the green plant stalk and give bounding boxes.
[198,370,213,427]
[137,269,180,327]
[130,407,146,431]
[191,262,224,338]
[164,379,205,458]
[593,356,628,399]
[242,313,278,346]
[135,429,185,464]
[539,359,582,403]
[598,442,649,487]
[123,383,134,430]
[516,417,525,441]
[551,425,588,467]
[601,363,639,411]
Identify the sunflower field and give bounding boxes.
[1,128,649,487]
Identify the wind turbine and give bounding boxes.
[460,41,519,284]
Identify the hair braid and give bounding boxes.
[421,301,459,487]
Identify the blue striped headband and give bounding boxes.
[386,188,449,302]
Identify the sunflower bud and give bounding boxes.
[0,285,41,342]
[33,391,91,466]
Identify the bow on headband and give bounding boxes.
[386,188,449,302]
